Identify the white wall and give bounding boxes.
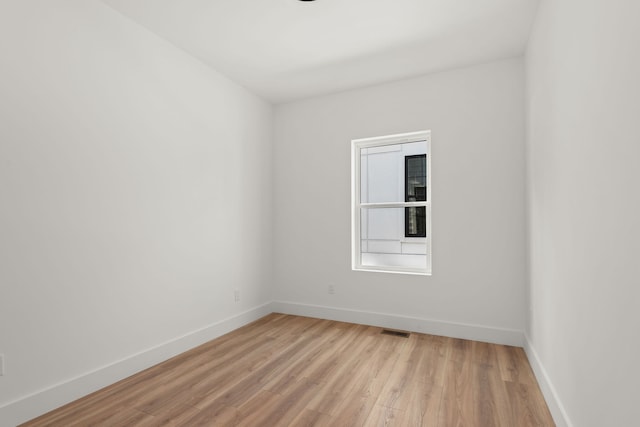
[274,58,527,342]
[0,1,272,423]
[526,0,640,426]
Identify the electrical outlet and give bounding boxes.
[328,285,335,295]
[234,289,240,303]
[0,354,4,376]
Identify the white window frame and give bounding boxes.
[351,130,432,275]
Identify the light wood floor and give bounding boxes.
[22,314,554,426]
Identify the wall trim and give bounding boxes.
[524,335,573,427]
[272,300,524,346]
[0,302,274,427]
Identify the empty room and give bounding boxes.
[1,0,638,426]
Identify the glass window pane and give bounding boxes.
[360,144,402,203]
[405,206,426,237]
[405,154,426,202]
[360,142,427,204]
[361,207,426,270]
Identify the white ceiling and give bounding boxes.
[102,0,539,103]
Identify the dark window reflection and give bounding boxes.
[405,154,426,237]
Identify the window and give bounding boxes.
[351,131,431,275]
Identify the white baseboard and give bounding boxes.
[0,303,273,427]
[272,300,524,346]
[524,335,573,427]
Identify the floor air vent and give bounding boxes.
[380,329,410,338]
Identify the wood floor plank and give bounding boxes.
[330,394,378,427]
[438,338,476,426]
[374,334,444,417]
[471,341,512,427]
[363,404,404,426]
[237,379,319,427]
[20,314,555,427]
[393,379,442,426]
[505,381,556,427]
[288,408,333,427]
[304,332,378,414]
[232,390,282,425]
[134,403,201,427]
[496,344,538,385]
[175,403,238,427]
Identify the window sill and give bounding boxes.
[352,266,431,276]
